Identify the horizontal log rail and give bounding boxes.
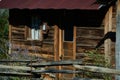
[28,60,83,67]
[73,77,104,80]
[74,65,120,75]
[0,72,33,77]
[0,60,120,78]
[0,60,38,63]
[32,69,82,74]
[0,64,35,71]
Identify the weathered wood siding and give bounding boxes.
[9,25,54,61]
[111,5,116,66]
[76,26,104,58]
[76,6,116,66]
[9,7,117,79]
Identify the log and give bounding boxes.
[28,60,82,67]
[0,60,37,63]
[0,64,35,71]
[73,77,103,80]
[32,69,82,74]
[74,65,120,75]
[0,72,33,77]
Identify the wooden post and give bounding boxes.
[116,0,120,79]
[54,25,59,61]
[58,27,63,79]
[24,25,27,40]
[73,26,76,77]
[73,26,76,60]
[104,6,113,64]
[9,25,12,54]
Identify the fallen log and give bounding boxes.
[28,60,82,67]
[0,64,35,71]
[74,65,120,75]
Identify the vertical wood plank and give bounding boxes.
[58,27,63,80]
[54,25,59,61]
[9,25,12,42]
[73,26,76,60]
[73,26,76,77]
[116,0,120,79]
[8,25,12,54]
[104,6,113,64]
[24,25,27,40]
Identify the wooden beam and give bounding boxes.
[116,0,120,79]
[0,60,37,63]
[53,25,59,79]
[74,65,120,75]
[72,26,77,78]
[104,6,113,64]
[0,64,35,71]
[28,60,82,67]
[53,25,60,79]
[58,26,63,79]
[73,26,76,60]
[32,69,82,74]
[59,27,63,60]
[54,25,59,61]
[9,25,12,54]
[0,72,33,77]
[24,25,27,39]
[73,77,103,80]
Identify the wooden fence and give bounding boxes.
[0,60,119,80]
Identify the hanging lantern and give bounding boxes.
[42,24,46,30]
[42,22,47,31]
[41,22,49,34]
[40,22,50,39]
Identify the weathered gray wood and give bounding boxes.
[0,72,33,77]
[74,65,120,75]
[104,6,112,64]
[0,60,37,63]
[32,69,82,74]
[73,77,103,80]
[28,60,82,67]
[0,64,35,71]
[116,0,120,79]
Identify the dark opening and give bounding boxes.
[64,26,73,41]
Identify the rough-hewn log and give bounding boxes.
[0,72,33,77]
[0,60,37,63]
[73,77,103,80]
[74,65,120,75]
[28,60,82,67]
[0,64,35,71]
[32,69,82,74]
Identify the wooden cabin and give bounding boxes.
[0,0,118,79]
[8,8,116,79]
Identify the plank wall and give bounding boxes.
[9,25,54,61]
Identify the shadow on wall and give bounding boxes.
[9,9,107,28]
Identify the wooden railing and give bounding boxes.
[0,60,119,80]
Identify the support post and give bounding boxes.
[9,25,12,54]
[73,26,76,60]
[104,6,113,65]
[116,0,120,79]
[73,26,77,77]
[58,27,63,80]
[54,25,59,61]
